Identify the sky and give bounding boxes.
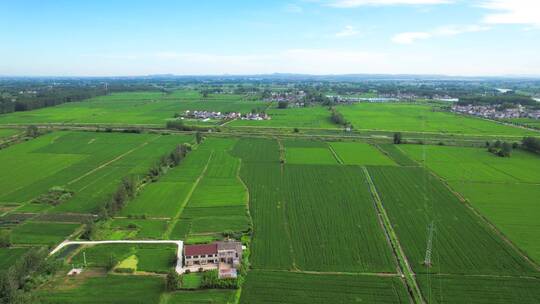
[0,0,539,76]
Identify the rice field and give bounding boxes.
[0,131,193,214]
[0,91,265,126]
[11,221,81,245]
[417,274,540,304]
[401,145,540,183]
[236,138,395,273]
[401,144,540,264]
[329,141,396,165]
[240,271,409,304]
[38,275,164,304]
[338,103,535,136]
[367,166,536,275]
[450,182,540,264]
[165,290,236,304]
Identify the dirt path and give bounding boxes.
[327,143,344,164]
[362,167,425,304]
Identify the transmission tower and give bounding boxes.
[423,221,435,267]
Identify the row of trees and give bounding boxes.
[0,248,59,304]
[487,140,515,157]
[522,137,540,155]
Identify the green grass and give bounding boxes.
[11,221,80,245]
[0,247,28,270]
[417,274,540,304]
[166,290,236,304]
[338,103,535,136]
[136,244,176,273]
[329,141,396,165]
[0,128,21,139]
[367,166,536,275]
[116,255,138,271]
[38,275,164,304]
[240,270,409,304]
[181,273,203,289]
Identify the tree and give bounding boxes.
[25,125,39,138]
[393,132,402,144]
[277,101,288,109]
[105,254,117,271]
[293,128,299,133]
[500,142,513,157]
[166,270,180,291]
[195,131,203,144]
[0,230,11,248]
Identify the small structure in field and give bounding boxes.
[67,268,83,276]
[183,240,243,278]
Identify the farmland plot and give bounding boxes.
[234,138,293,269]
[401,144,540,264]
[329,141,396,166]
[367,166,536,275]
[282,164,396,272]
[401,145,540,183]
[38,275,164,304]
[0,91,265,125]
[377,144,418,166]
[240,270,409,304]
[11,221,81,245]
[338,103,533,136]
[417,275,540,304]
[166,290,236,304]
[284,140,337,165]
[451,182,540,264]
[0,131,192,214]
[167,138,249,239]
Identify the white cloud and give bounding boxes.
[479,0,540,27]
[335,25,361,37]
[392,24,491,44]
[284,3,304,13]
[392,32,432,44]
[326,0,452,8]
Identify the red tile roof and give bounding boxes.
[184,243,217,256]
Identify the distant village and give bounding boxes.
[181,110,271,121]
[452,104,540,120]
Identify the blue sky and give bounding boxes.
[0,0,539,76]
